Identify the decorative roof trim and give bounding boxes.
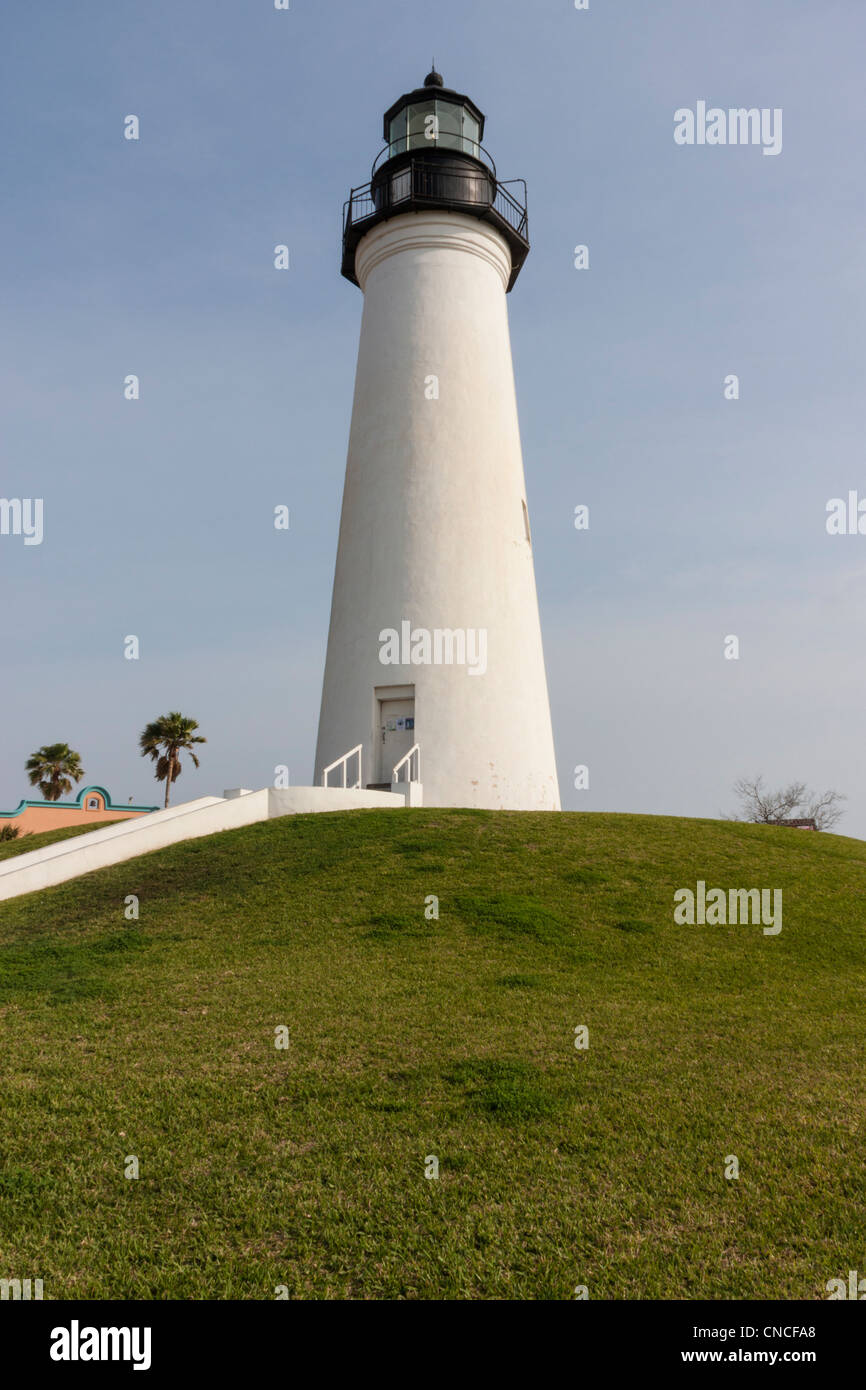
[0,785,158,819]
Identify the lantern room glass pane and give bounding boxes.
[388,108,407,157]
[407,101,437,150]
[462,111,480,157]
[435,101,462,151]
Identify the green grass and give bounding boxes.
[0,821,114,862]
[0,808,864,1300]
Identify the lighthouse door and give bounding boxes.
[377,692,415,784]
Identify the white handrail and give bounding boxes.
[392,743,420,784]
[322,744,363,789]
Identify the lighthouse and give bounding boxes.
[314,70,560,811]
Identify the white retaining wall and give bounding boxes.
[267,787,406,816]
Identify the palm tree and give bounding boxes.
[25,743,85,801]
[139,712,206,808]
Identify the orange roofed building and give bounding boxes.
[1,785,157,836]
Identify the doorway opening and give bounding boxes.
[374,684,415,786]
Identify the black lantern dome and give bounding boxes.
[341,71,529,292]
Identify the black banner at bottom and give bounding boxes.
[1,1297,857,1375]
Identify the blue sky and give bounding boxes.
[2,0,864,834]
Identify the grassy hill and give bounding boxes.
[0,821,114,861]
[0,808,864,1300]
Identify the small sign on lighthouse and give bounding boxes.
[314,70,560,811]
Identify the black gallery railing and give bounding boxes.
[343,159,529,245]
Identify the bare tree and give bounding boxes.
[803,787,847,832]
[731,775,846,831]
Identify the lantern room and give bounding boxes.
[382,67,484,160]
[341,69,529,292]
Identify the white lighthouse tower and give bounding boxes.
[314,70,560,811]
